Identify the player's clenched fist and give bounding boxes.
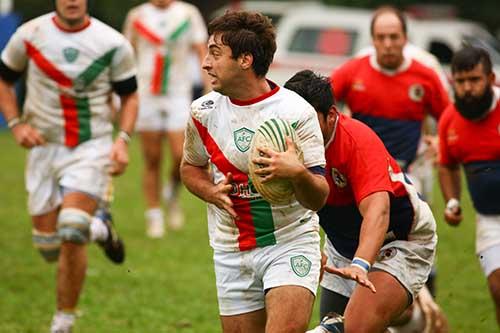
[12,123,45,148]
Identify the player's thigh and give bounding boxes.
[344,271,410,333]
[139,131,164,165]
[265,285,315,333]
[62,191,98,215]
[32,209,59,232]
[220,308,266,333]
[488,269,500,307]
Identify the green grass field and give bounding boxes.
[0,130,497,332]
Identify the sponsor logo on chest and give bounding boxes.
[233,127,255,152]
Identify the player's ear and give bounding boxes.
[239,53,253,70]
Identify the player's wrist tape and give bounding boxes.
[7,116,21,129]
[117,130,131,144]
[351,257,371,273]
[446,198,460,211]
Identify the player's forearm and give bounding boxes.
[291,169,328,211]
[117,92,138,134]
[438,165,461,201]
[180,160,215,203]
[356,192,390,264]
[0,79,20,121]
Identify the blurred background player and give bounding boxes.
[285,70,441,333]
[181,11,329,333]
[438,46,500,327]
[0,0,138,331]
[123,0,208,238]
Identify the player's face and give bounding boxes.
[55,0,87,26]
[202,34,244,96]
[316,107,337,144]
[372,12,407,70]
[452,63,494,100]
[150,0,174,8]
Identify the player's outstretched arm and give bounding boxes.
[438,164,462,226]
[180,160,238,219]
[325,191,390,293]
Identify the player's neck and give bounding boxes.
[54,14,90,32]
[229,78,273,102]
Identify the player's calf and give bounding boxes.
[32,229,61,262]
[57,208,91,244]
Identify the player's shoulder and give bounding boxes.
[338,114,382,145]
[409,58,442,81]
[277,86,317,118]
[191,91,224,120]
[127,2,152,19]
[15,12,53,37]
[175,0,200,12]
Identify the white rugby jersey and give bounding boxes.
[1,13,136,147]
[123,1,207,97]
[184,84,326,252]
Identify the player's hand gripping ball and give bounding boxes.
[248,118,303,205]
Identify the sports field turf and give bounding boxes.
[0,131,497,332]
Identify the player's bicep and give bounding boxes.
[294,108,326,169]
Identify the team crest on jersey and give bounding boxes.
[352,79,365,91]
[290,255,311,277]
[408,84,424,102]
[331,168,347,188]
[63,47,79,63]
[233,127,255,152]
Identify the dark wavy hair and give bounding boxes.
[208,11,276,77]
[451,46,492,74]
[284,70,335,117]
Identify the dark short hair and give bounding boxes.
[208,11,276,77]
[451,46,492,75]
[284,70,334,117]
[370,5,407,36]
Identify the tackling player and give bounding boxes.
[285,70,439,333]
[123,0,208,237]
[0,0,138,331]
[438,46,500,327]
[180,11,329,333]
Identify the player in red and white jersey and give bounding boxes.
[331,6,449,175]
[0,1,138,332]
[181,11,329,332]
[438,46,500,326]
[123,0,208,237]
[285,70,439,333]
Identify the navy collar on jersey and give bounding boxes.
[52,14,91,33]
[369,54,412,76]
[230,80,280,106]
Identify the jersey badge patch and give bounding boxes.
[290,255,312,277]
[234,127,254,152]
[63,47,79,63]
[352,79,365,91]
[200,100,215,110]
[331,168,347,188]
[408,84,424,102]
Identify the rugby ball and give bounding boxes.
[248,118,303,205]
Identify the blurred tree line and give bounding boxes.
[11,0,500,36]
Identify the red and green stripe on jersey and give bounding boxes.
[133,18,190,95]
[192,117,277,251]
[25,41,116,147]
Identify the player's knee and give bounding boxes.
[32,230,61,262]
[57,208,91,244]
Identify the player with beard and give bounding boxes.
[0,0,137,331]
[438,46,500,327]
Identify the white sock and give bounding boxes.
[145,207,164,221]
[90,216,109,242]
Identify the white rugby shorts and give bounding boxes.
[321,200,437,302]
[135,94,191,132]
[25,136,112,215]
[476,213,500,277]
[214,231,321,316]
